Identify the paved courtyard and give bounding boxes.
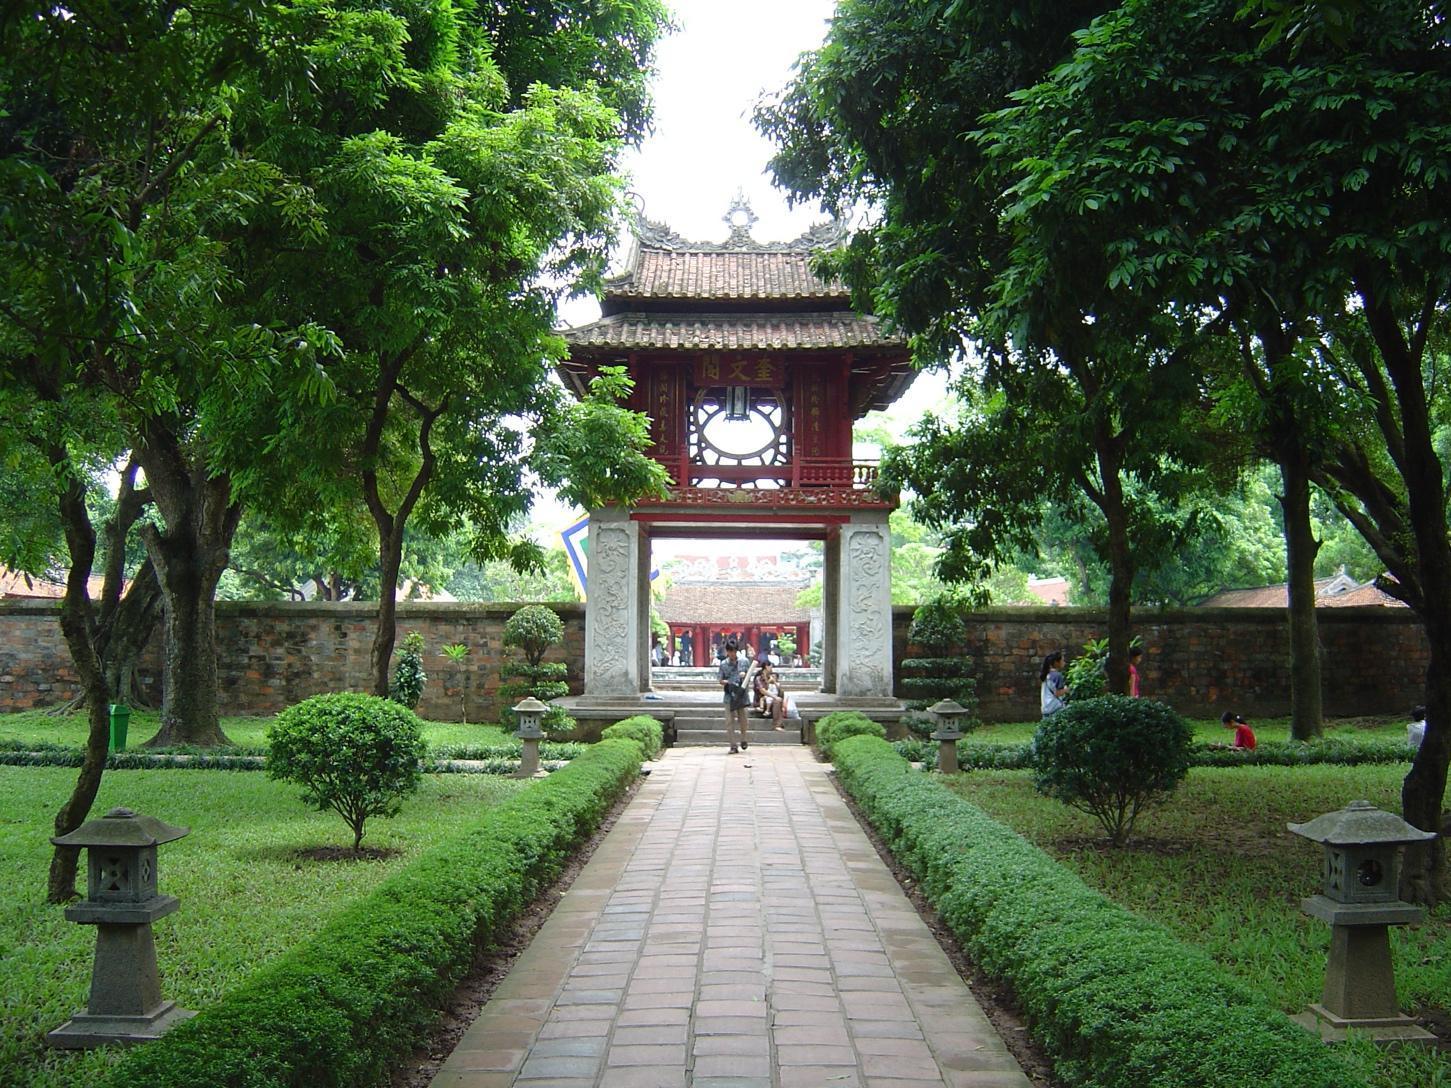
[430,746,1032,1088]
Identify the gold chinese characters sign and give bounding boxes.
[694,354,784,387]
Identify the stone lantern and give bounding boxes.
[1288,800,1436,1043]
[927,699,971,775]
[47,807,195,1048]
[513,696,550,779]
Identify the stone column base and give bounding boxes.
[1292,1004,1435,1045]
[47,1001,195,1049]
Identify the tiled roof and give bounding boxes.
[1199,577,1406,608]
[606,249,846,302]
[0,567,116,599]
[563,312,904,352]
[659,582,814,625]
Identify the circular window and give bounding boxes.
[690,388,790,471]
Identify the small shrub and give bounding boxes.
[600,715,664,760]
[1032,695,1192,845]
[907,593,968,654]
[388,632,427,708]
[1063,636,1108,701]
[503,604,564,666]
[815,711,886,759]
[266,694,427,850]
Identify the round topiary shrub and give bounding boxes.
[907,594,968,655]
[266,693,427,851]
[1031,695,1192,845]
[503,605,565,667]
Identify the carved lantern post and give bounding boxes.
[928,699,970,775]
[48,807,195,1047]
[513,696,549,779]
[1288,800,1436,1043]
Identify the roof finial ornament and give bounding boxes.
[723,189,759,247]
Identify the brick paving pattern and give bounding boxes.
[431,746,1031,1088]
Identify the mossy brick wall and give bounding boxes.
[892,605,1429,721]
[0,599,1424,721]
[0,600,586,721]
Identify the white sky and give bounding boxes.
[539,0,949,555]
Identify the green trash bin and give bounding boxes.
[108,704,130,752]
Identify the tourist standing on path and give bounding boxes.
[1127,645,1144,697]
[719,637,751,753]
[1041,651,1068,717]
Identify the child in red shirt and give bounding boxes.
[1219,711,1256,750]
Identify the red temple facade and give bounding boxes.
[558,199,913,696]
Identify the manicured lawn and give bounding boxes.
[948,764,1451,1088]
[0,766,522,1088]
[0,709,511,752]
[965,713,1409,746]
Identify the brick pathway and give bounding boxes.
[430,746,1032,1088]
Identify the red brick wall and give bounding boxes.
[892,605,1429,720]
[0,600,586,722]
[1,600,1425,722]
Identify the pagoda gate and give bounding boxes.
[557,200,914,698]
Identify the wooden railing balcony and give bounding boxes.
[660,457,882,491]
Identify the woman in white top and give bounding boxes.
[1040,651,1068,717]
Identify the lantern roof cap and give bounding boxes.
[51,807,189,848]
[928,699,969,717]
[512,697,549,714]
[1288,800,1436,846]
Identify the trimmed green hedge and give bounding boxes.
[890,736,1414,771]
[98,737,644,1088]
[814,711,886,760]
[600,715,664,761]
[832,736,1368,1088]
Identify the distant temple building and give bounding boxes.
[656,553,813,666]
[557,197,913,695]
[1198,568,1406,608]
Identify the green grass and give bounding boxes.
[0,766,522,1088]
[947,764,1451,1088]
[965,713,1410,746]
[0,709,512,752]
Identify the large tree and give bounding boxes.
[760,0,1233,694]
[236,1,670,696]
[938,0,1451,897]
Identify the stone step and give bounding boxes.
[673,727,803,746]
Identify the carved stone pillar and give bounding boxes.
[820,530,840,694]
[584,508,648,696]
[834,512,893,697]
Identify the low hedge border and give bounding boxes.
[0,746,587,774]
[891,736,1414,771]
[98,736,645,1088]
[599,715,664,761]
[832,734,1368,1088]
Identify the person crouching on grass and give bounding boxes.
[1216,711,1257,751]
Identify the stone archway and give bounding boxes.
[582,505,892,698]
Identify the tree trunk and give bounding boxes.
[370,523,403,697]
[1103,496,1134,696]
[46,467,113,903]
[1402,622,1450,904]
[1093,434,1134,696]
[133,428,240,748]
[98,559,163,707]
[1278,442,1324,740]
[1356,274,1450,903]
[144,524,234,746]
